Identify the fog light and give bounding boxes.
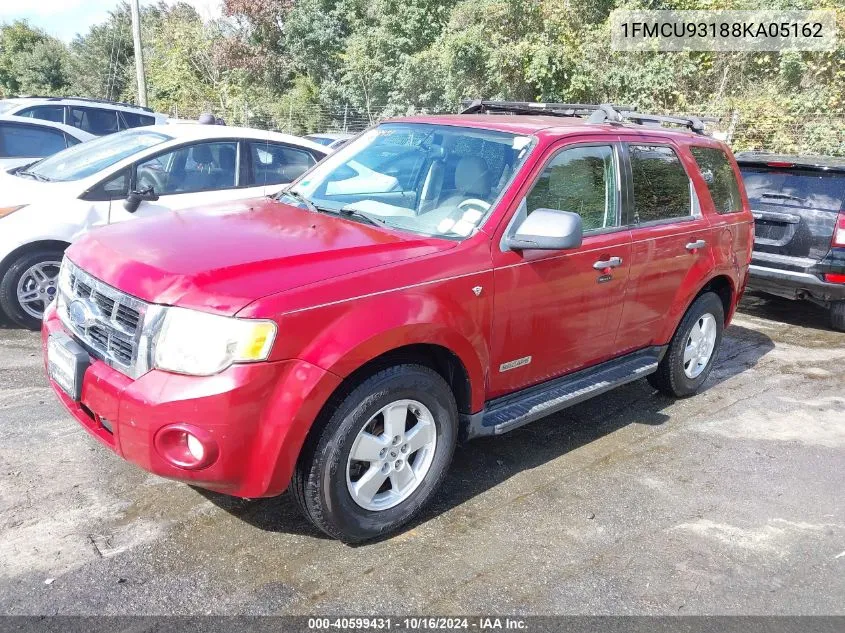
[186,433,204,461]
[153,423,218,470]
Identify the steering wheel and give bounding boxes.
[136,166,167,195]
[457,198,491,214]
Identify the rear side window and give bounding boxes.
[689,147,743,214]
[628,144,692,223]
[248,142,316,186]
[70,107,119,135]
[0,122,68,158]
[740,167,845,212]
[120,111,156,129]
[19,105,65,124]
[526,144,619,231]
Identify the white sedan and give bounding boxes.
[0,124,327,328]
[0,115,95,169]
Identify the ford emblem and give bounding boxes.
[68,299,100,328]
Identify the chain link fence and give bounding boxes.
[165,101,845,156]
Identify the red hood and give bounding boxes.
[67,198,455,315]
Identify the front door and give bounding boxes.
[109,141,264,222]
[489,140,632,398]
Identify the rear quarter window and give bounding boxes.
[689,147,743,214]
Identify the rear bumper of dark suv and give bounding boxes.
[748,264,845,303]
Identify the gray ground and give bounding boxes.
[0,293,843,615]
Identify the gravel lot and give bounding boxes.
[0,293,843,615]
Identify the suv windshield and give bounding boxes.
[287,123,534,238]
[24,129,171,182]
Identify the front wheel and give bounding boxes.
[648,292,725,398]
[0,247,65,330]
[291,364,458,542]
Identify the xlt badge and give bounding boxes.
[499,356,532,372]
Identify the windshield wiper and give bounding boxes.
[760,192,805,203]
[337,206,388,227]
[17,170,51,182]
[278,189,318,213]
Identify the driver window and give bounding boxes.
[525,145,619,232]
[135,142,238,195]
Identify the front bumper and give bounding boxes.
[747,264,845,303]
[42,306,342,498]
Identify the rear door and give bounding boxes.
[739,162,845,273]
[615,140,716,352]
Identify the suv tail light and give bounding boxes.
[833,211,845,247]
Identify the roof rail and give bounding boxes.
[461,99,637,117]
[462,99,718,135]
[10,95,154,113]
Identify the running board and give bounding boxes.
[464,347,665,439]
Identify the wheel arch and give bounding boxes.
[0,239,70,276]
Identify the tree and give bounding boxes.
[0,21,70,96]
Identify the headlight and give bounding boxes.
[153,307,277,376]
[0,205,26,219]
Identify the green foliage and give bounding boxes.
[0,0,842,154]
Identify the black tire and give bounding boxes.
[648,292,725,398]
[291,364,458,543]
[0,247,65,330]
[831,301,845,332]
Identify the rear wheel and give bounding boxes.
[291,364,458,542]
[648,292,725,397]
[0,247,65,330]
[831,301,845,332]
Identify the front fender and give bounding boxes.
[267,279,493,413]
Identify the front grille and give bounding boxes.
[58,260,151,377]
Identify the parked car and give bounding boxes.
[0,124,327,328]
[736,153,845,331]
[0,115,94,169]
[43,102,753,542]
[0,97,167,136]
[304,132,354,150]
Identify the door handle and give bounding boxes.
[686,239,706,251]
[593,256,623,270]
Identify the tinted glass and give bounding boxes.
[0,122,67,158]
[19,105,65,123]
[136,142,238,194]
[70,107,119,135]
[121,111,156,128]
[85,169,129,200]
[740,167,845,212]
[526,145,618,231]
[249,142,316,186]
[26,129,171,181]
[629,144,692,223]
[689,147,742,214]
[290,123,534,238]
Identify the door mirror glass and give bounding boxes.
[123,186,159,213]
[507,208,583,251]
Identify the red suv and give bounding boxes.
[43,102,753,542]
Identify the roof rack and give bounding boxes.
[462,99,718,135]
[461,99,637,117]
[10,95,154,113]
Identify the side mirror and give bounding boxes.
[123,186,159,213]
[506,208,583,251]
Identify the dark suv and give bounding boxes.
[736,153,845,330]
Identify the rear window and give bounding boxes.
[629,144,692,223]
[689,147,742,214]
[740,167,845,212]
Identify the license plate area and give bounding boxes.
[48,333,90,402]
